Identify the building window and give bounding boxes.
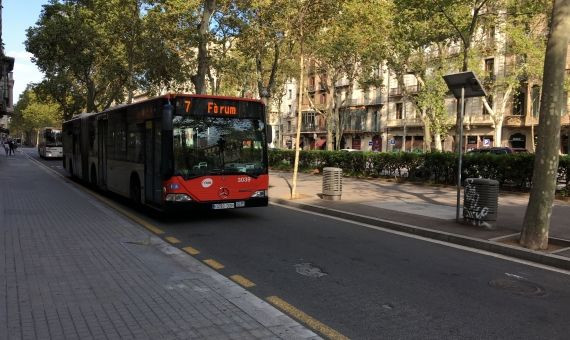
[288,104,292,114]
[320,75,327,90]
[532,86,541,117]
[302,112,316,131]
[486,26,496,45]
[354,112,362,131]
[320,93,326,104]
[512,91,525,115]
[287,121,291,132]
[373,111,379,131]
[345,112,352,131]
[485,58,494,78]
[396,103,403,119]
[288,89,292,99]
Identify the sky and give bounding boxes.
[3,0,46,104]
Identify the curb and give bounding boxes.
[272,198,570,271]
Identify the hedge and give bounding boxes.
[269,149,570,192]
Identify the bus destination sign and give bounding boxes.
[176,97,263,119]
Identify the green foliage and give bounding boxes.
[11,86,62,142]
[269,149,570,193]
[26,0,143,114]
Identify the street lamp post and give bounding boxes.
[443,72,487,223]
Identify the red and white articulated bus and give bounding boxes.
[62,94,269,210]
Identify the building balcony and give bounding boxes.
[386,118,423,127]
[340,96,383,107]
[503,115,525,127]
[465,115,494,125]
[389,87,402,96]
[301,124,326,133]
[406,85,420,94]
[389,86,420,97]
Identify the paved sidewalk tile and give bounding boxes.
[0,153,320,340]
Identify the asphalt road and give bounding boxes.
[27,148,570,339]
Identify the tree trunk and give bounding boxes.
[191,0,216,94]
[334,90,342,150]
[422,116,431,152]
[86,80,97,113]
[520,0,570,250]
[493,118,502,147]
[434,133,442,152]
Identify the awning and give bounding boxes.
[315,139,326,148]
[0,127,9,134]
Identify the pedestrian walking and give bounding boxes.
[8,138,15,156]
[1,138,8,156]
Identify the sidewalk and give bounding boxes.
[0,152,319,340]
[269,171,570,259]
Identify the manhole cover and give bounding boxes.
[489,278,546,297]
[294,263,327,278]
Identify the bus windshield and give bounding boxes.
[45,130,63,147]
[173,115,266,179]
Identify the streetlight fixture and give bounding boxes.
[443,71,487,222]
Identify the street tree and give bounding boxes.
[395,0,497,152]
[11,85,62,145]
[289,0,344,198]
[389,1,459,151]
[479,0,551,147]
[308,0,390,150]
[26,1,132,112]
[520,0,570,250]
[234,0,298,107]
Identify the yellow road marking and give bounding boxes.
[165,236,181,244]
[182,246,200,255]
[266,296,349,340]
[203,259,225,270]
[230,275,256,288]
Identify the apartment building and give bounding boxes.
[276,46,570,154]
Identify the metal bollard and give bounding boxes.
[463,178,499,229]
[322,167,342,200]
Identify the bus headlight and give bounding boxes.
[250,190,267,198]
[165,194,193,202]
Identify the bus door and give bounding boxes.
[144,120,162,205]
[97,118,108,188]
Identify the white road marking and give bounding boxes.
[489,233,520,241]
[505,273,525,280]
[270,202,570,277]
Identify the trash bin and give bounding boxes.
[322,167,342,200]
[463,178,499,228]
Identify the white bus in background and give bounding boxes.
[38,127,63,158]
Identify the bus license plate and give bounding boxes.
[212,203,235,210]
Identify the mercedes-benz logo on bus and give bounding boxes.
[218,187,229,199]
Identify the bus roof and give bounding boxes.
[63,94,264,124]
